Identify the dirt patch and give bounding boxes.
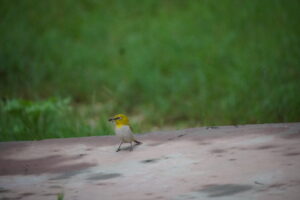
[19,192,35,197]
[255,145,278,150]
[0,142,30,158]
[87,173,122,180]
[148,142,164,146]
[141,158,160,164]
[281,131,300,139]
[199,184,253,197]
[50,169,87,180]
[42,193,57,196]
[284,152,300,156]
[269,183,286,188]
[0,188,10,193]
[206,126,219,129]
[49,185,62,189]
[211,149,227,154]
[198,142,211,145]
[0,155,96,176]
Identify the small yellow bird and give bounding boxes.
[108,114,142,152]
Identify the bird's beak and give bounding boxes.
[108,118,114,122]
[108,117,120,122]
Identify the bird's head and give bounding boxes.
[108,114,129,127]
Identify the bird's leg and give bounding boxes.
[130,142,133,151]
[116,141,123,152]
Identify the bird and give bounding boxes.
[108,114,142,152]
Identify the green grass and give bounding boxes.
[57,193,64,200]
[0,98,113,141]
[0,0,300,141]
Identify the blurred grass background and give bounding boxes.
[1,0,300,141]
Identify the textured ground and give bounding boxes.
[1,123,300,200]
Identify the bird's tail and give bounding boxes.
[134,139,142,145]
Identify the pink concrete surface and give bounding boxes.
[0,123,300,200]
